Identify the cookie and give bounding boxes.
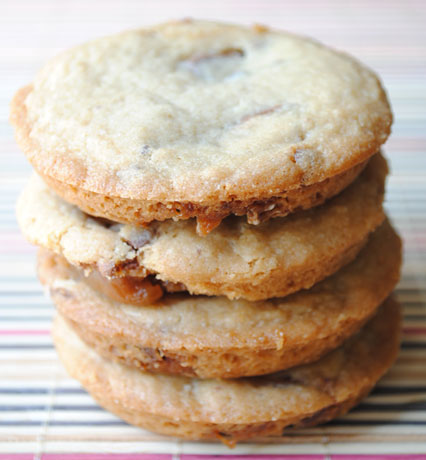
[40,220,401,379]
[36,159,367,236]
[18,153,387,301]
[53,297,401,443]
[10,20,392,234]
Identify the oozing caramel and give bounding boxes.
[83,268,186,306]
[85,269,163,306]
[196,214,224,235]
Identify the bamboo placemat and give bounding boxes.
[1,0,425,457]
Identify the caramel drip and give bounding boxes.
[196,214,224,236]
[85,269,164,306]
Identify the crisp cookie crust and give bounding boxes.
[53,297,401,443]
[10,20,391,229]
[18,153,387,301]
[40,221,402,379]
[38,159,366,234]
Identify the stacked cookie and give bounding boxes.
[12,21,401,444]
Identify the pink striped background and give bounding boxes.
[1,0,425,457]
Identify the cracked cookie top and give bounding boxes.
[11,20,391,210]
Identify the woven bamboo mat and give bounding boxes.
[1,0,425,457]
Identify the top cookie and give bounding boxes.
[10,20,392,231]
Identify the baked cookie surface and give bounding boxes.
[10,20,392,231]
[53,297,401,443]
[18,153,387,301]
[40,221,401,379]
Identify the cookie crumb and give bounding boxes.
[253,23,269,33]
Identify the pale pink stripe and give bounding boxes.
[183,456,324,460]
[0,235,36,253]
[40,455,172,460]
[0,329,50,335]
[0,455,418,460]
[0,456,33,460]
[387,138,426,151]
[0,455,422,460]
[333,456,426,460]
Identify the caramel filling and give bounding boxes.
[196,214,224,235]
[83,268,185,306]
